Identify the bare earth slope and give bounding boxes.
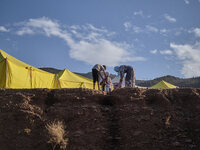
[0,88,200,150]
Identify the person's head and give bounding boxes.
[103,65,106,70]
[114,66,119,72]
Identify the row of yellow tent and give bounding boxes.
[0,49,95,89]
[0,49,178,89]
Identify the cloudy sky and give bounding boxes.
[0,0,200,79]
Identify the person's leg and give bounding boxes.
[97,82,100,90]
[102,83,105,91]
[97,71,101,90]
[125,79,132,87]
[130,71,133,87]
[132,68,135,87]
[125,73,133,87]
[92,69,98,90]
[93,82,95,90]
[125,67,134,88]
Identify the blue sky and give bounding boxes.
[0,0,200,79]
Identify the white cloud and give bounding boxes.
[70,25,80,30]
[160,29,167,33]
[133,26,143,33]
[160,50,173,55]
[70,25,115,41]
[0,26,9,32]
[192,28,200,37]
[175,31,181,36]
[147,15,152,18]
[160,28,170,36]
[134,10,143,16]
[16,27,34,35]
[123,22,132,31]
[86,24,108,33]
[170,42,200,77]
[146,25,158,32]
[69,40,145,66]
[16,17,74,44]
[184,0,190,4]
[164,14,176,23]
[150,49,158,54]
[15,17,145,66]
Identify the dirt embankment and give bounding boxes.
[0,88,200,150]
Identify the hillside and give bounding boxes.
[40,68,200,88]
[39,67,61,74]
[137,75,200,88]
[39,67,116,79]
[1,88,200,150]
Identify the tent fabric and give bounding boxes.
[150,80,178,89]
[55,69,94,89]
[0,49,55,88]
[0,49,94,89]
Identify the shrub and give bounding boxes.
[46,121,68,150]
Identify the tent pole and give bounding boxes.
[5,58,7,88]
[83,82,85,88]
[54,75,57,89]
[30,67,32,88]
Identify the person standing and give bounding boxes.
[92,64,107,90]
[114,65,135,88]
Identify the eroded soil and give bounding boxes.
[0,88,200,150]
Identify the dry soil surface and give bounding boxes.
[0,88,200,150]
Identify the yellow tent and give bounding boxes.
[0,49,95,89]
[54,69,94,89]
[150,80,178,89]
[0,49,55,88]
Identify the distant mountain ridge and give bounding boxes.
[39,67,61,74]
[39,67,116,79]
[136,75,200,88]
[40,67,200,88]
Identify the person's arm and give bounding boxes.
[103,71,108,83]
[100,65,107,81]
[118,67,124,86]
[119,73,124,85]
[98,72,104,80]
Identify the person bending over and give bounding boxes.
[114,65,135,88]
[92,64,106,90]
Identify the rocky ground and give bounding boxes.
[0,88,200,150]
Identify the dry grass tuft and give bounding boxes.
[46,121,68,150]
